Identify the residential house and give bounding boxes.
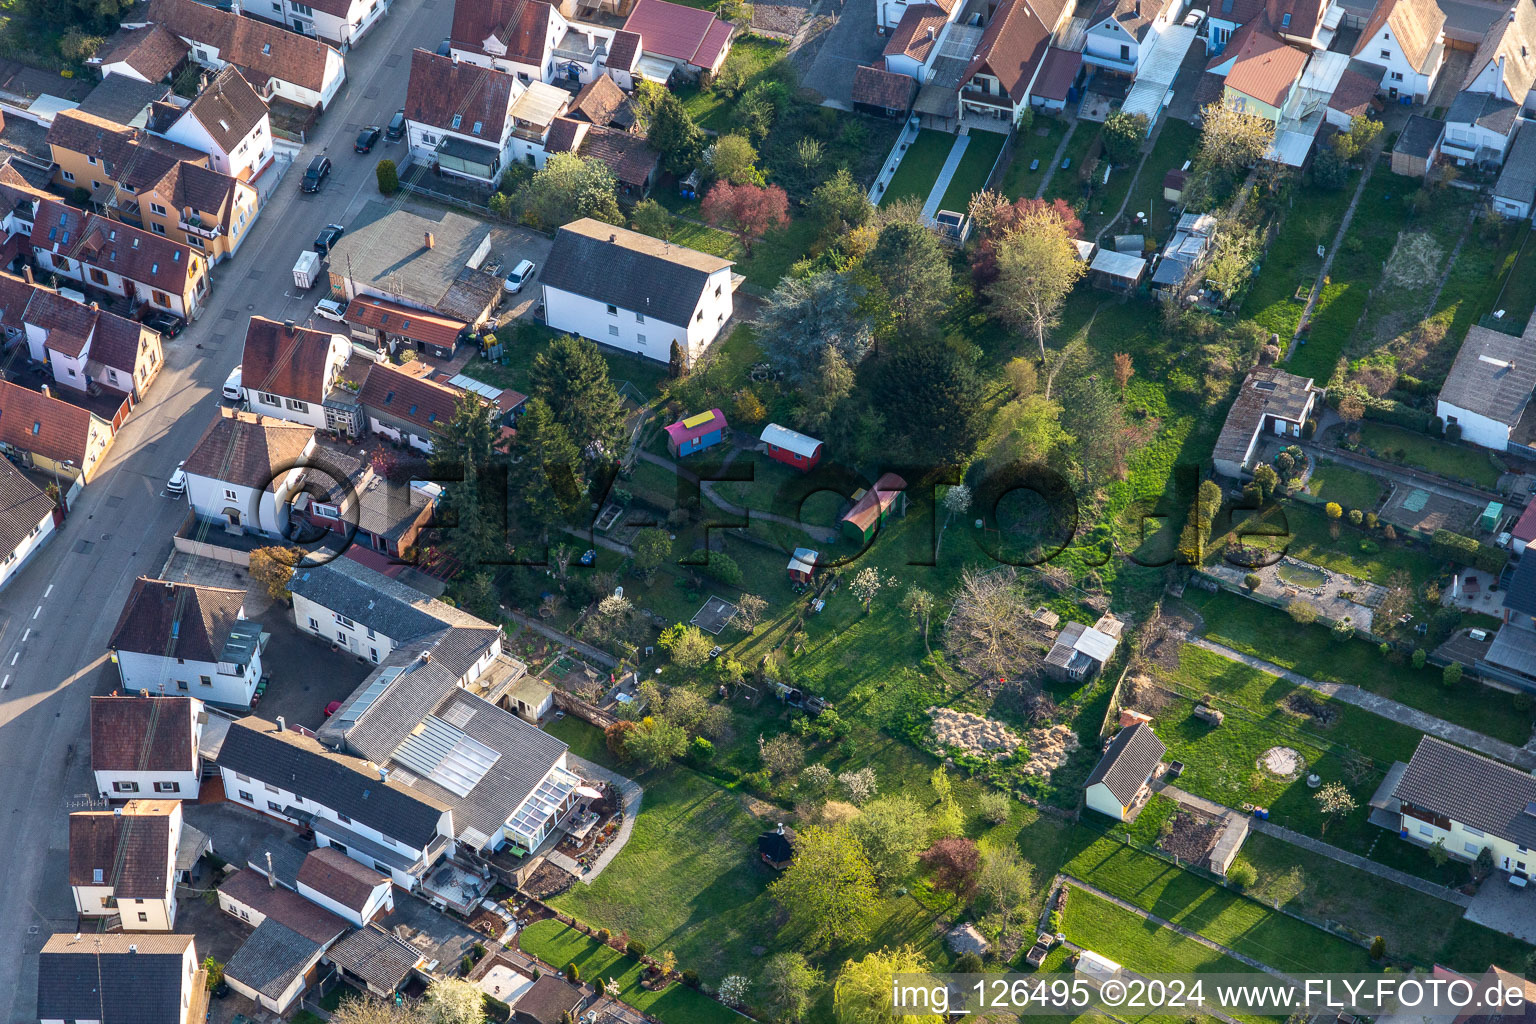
[344,294,467,361]
[851,64,920,116]
[1204,0,1341,55]
[1435,321,1536,450]
[1083,0,1183,78]
[503,81,573,170]
[0,457,55,591]
[296,846,393,926]
[149,67,275,182]
[76,73,175,129]
[144,0,347,110]
[46,109,259,263]
[27,200,210,319]
[877,0,958,33]
[90,694,206,800]
[540,217,735,363]
[181,410,317,536]
[109,577,263,708]
[1392,111,1443,174]
[354,360,470,453]
[0,378,115,484]
[69,799,182,930]
[1032,46,1087,112]
[1325,60,1384,128]
[256,0,391,49]
[1084,722,1166,820]
[0,271,164,401]
[1484,555,1536,690]
[512,975,586,1024]
[841,472,907,543]
[1493,121,1536,219]
[449,0,572,83]
[1211,365,1322,477]
[287,552,500,666]
[566,73,634,129]
[37,933,205,1024]
[217,869,348,1014]
[405,49,523,185]
[1511,501,1536,554]
[1440,0,1536,166]
[218,714,454,887]
[1216,23,1309,120]
[1350,0,1445,101]
[325,925,420,999]
[620,0,734,80]
[1045,615,1121,682]
[90,24,191,84]
[604,29,642,90]
[326,202,502,325]
[1392,735,1536,878]
[292,445,436,558]
[883,4,954,82]
[240,316,351,429]
[545,118,658,197]
[316,645,584,877]
[957,0,1061,124]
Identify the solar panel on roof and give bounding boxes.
[336,666,404,724]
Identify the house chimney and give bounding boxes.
[424,231,435,249]
[88,301,97,311]
[776,822,784,835]
[928,25,935,37]
[609,233,617,242]
[21,266,32,285]
[276,715,286,731]
[266,851,275,887]
[39,384,50,399]
[284,319,296,334]
[129,945,138,954]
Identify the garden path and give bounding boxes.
[921,132,972,222]
[1060,875,1298,981]
[1155,783,1473,907]
[1185,636,1536,770]
[1285,150,1382,359]
[1093,113,1169,243]
[634,448,841,542]
[1033,118,1080,199]
[549,754,645,881]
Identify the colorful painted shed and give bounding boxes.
[788,548,818,584]
[761,422,823,471]
[840,472,907,543]
[664,408,728,458]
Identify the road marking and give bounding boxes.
[1,675,8,689]
[20,629,28,642]
[44,584,52,597]
[8,653,16,666]
[31,606,39,619]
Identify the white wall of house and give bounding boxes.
[185,466,304,538]
[291,591,396,663]
[1085,782,1128,820]
[1436,401,1511,450]
[161,106,274,181]
[1400,811,1535,876]
[1441,117,1516,165]
[542,267,732,365]
[182,39,345,110]
[451,6,568,82]
[366,415,434,452]
[74,804,181,930]
[298,877,393,927]
[219,764,450,887]
[245,390,328,428]
[225,961,313,1016]
[264,0,389,48]
[114,645,260,709]
[1493,191,1534,220]
[1355,25,1441,101]
[877,0,962,32]
[96,765,202,800]
[34,248,206,319]
[0,507,54,593]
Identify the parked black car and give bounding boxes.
[386,108,406,140]
[354,125,381,153]
[314,223,345,254]
[301,155,331,192]
[144,311,185,337]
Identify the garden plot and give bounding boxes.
[1201,558,1385,633]
[1379,483,1482,535]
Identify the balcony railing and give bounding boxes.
[179,215,222,238]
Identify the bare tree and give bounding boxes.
[733,593,768,631]
[943,567,1044,679]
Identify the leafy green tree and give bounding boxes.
[1101,110,1149,164]
[630,198,675,240]
[519,153,621,229]
[811,168,873,235]
[625,717,688,770]
[423,979,486,1024]
[770,825,878,950]
[658,622,711,669]
[529,335,627,458]
[858,221,952,339]
[801,347,855,433]
[632,528,671,577]
[708,134,761,185]
[645,89,705,176]
[1330,114,1383,162]
[834,946,944,1024]
[249,546,302,600]
[985,204,1087,359]
[879,340,985,465]
[757,271,873,383]
[760,951,822,1022]
[1443,662,1463,687]
[375,159,399,195]
[849,795,929,885]
[1251,463,1280,502]
[509,399,583,529]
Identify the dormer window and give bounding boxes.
[472,121,482,134]
[451,114,462,129]
[1280,12,1290,27]
[263,42,271,53]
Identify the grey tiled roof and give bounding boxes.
[327,202,492,315]
[1393,735,1536,848]
[1446,90,1518,135]
[541,217,732,328]
[320,640,462,762]
[1495,122,1536,206]
[224,918,324,1000]
[1084,723,1166,805]
[1394,113,1444,159]
[1504,556,1536,618]
[287,556,490,645]
[325,924,418,991]
[0,456,53,563]
[1437,324,1536,424]
[219,716,449,849]
[37,933,193,1024]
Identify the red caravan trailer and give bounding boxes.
[760,422,823,471]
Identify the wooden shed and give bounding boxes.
[841,472,907,543]
[761,422,824,471]
[664,408,728,458]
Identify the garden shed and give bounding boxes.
[841,472,908,543]
[1481,501,1504,532]
[787,548,819,584]
[757,823,795,869]
[1088,249,1147,292]
[1083,722,1166,821]
[761,422,824,470]
[664,408,728,458]
[1076,950,1122,987]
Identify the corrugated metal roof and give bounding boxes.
[760,422,821,458]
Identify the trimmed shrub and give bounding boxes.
[1443,662,1463,688]
[627,940,647,958]
[596,928,611,944]
[955,952,984,973]
[376,159,399,195]
[483,995,512,1023]
[1412,648,1427,669]
[1370,936,1386,960]
[1445,422,1462,441]
[566,962,580,983]
[1430,529,1480,567]
[682,969,700,988]
[1226,861,1257,890]
[1245,573,1261,590]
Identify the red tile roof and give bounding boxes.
[451,0,554,63]
[622,0,733,68]
[608,30,641,70]
[297,847,387,913]
[578,124,658,187]
[0,378,100,465]
[31,199,201,297]
[219,869,349,944]
[963,0,1052,104]
[358,361,465,434]
[344,295,466,353]
[182,412,315,489]
[109,576,247,661]
[1032,45,1083,101]
[545,116,588,154]
[69,803,176,898]
[1353,0,1444,71]
[885,3,949,61]
[405,48,517,138]
[569,74,632,128]
[1328,67,1382,116]
[148,0,339,93]
[1223,26,1307,106]
[852,64,918,109]
[94,24,189,82]
[241,316,343,405]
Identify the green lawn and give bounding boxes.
[1218,499,1443,585]
[1302,460,1386,511]
[1063,830,1379,975]
[1043,125,1101,205]
[677,37,788,130]
[1241,168,1358,347]
[1353,421,1504,489]
[1001,117,1071,200]
[1416,221,1526,386]
[939,129,1008,212]
[738,216,820,290]
[879,129,955,206]
[464,321,669,398]
[1189,589,1534,745]
[1488,225,1536,329]
[519,919,740,1024]
[1118,119,1200,243]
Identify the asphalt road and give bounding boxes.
[0,0,452,1014]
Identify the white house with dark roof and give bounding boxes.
[1493,121,1536,220]
[38,933,204,1024]
[91,694,205,800]
[1212,365,1322,477]
[69,799,183,930]
[181,410,317,536]
[0,456,56,593]
[219,715,454,886]
[109,578,263,709]
[152,66,274,181]
[260,0,390,49]
[404,49,523,185]
[540,218,735,364]
[1435,320,1536,451]
[1440,0,1536,167]
[217,868,349,1013]
[1083,0,1183,77]
[1085,722,1166,821]
[1392,735,1536,878]
[297,846,393,925]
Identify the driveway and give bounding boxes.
[184,801,312,877]
[795,0,886,107]
[253,612,381,730]
[1464,874,1536,944]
